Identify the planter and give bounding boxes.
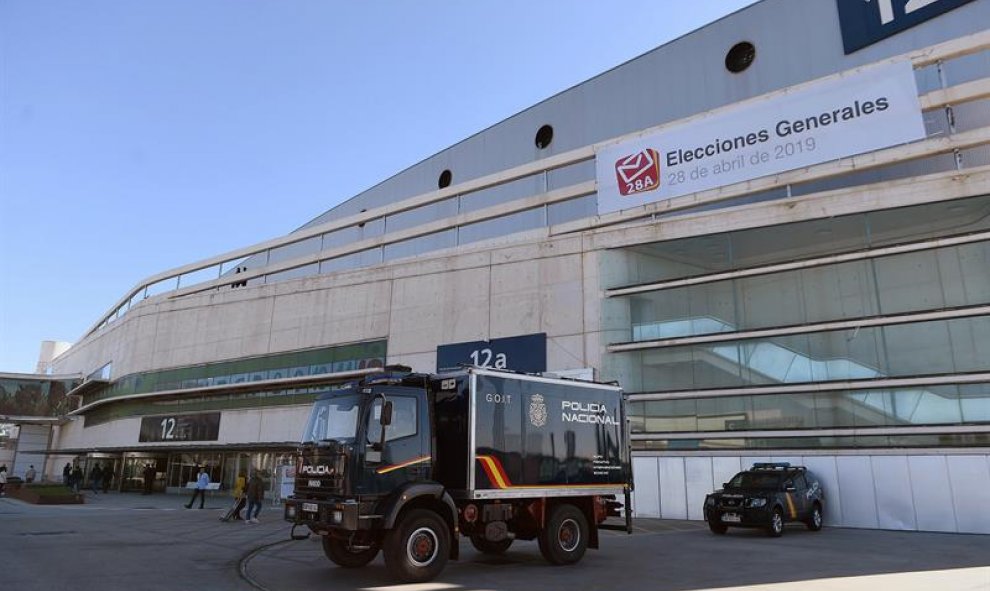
[8,486,85,505]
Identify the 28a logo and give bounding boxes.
[614,149,661,196]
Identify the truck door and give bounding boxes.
[363,389,432,494]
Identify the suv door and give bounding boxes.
[787,473,810,519]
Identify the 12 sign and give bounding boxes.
[836,0,976,54]
[139,413,221,443]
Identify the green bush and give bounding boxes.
[25,484,76,497]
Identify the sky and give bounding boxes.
[0,0,757,374]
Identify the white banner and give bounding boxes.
[595,60,925,215]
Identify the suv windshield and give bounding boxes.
[302,394,361,443]
[727,472,784,490]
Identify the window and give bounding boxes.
[367,396,417,443]
[725,41,756,73]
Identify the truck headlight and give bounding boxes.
[332,510,343,523]
[704,496,715,507]
[746,498,767,508]
[286,505,297,519]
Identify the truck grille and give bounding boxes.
[297,452,346,494]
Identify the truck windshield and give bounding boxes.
[302,395,361,443]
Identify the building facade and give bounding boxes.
[35,0,990,531]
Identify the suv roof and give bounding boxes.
[750,462,807,473]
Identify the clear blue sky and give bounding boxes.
[0,0,756,374]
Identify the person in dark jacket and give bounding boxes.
[102,464,114,493]
[245,472,264,523]
[90,464,103,494]
[142,464,156,495]
[71,465,83,492]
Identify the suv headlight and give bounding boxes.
[746,497,767,508]
[705,495,715,507]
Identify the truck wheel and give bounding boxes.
[470,535,512,554]
[804,503,823,531]
[383,509,450,583]
[537,504,588,565]
[322,536,379,568]
[708,520,728,535]
[767,507,784,537]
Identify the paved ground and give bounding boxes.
[2,491,988,591]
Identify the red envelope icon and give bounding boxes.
[615,149,661,196]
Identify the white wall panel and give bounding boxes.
[871,456,917,531]
[684,457,713,520]
[835,456,879,528]
[742,455,771,470]
[908,455,957,532]
[946,455,990,534]
[631,457,660,517]
[644,453,990,533]
[658,457,687,519]
[712,456,741,490]
[800,456,842,526]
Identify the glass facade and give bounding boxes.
[603,195,990,451]
[0,376,80,417]
[83,340,386,408]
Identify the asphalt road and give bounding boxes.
[2,492,988,591]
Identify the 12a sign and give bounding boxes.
[436,333,547,373]
[837,0,976,54]
[139,413,221,443]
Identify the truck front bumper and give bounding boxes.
[284,497,365,532]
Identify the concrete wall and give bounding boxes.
[53,234,601,380]
[632,453,990,534]
[51,236,605,453]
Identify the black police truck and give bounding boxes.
[284,366,633,582]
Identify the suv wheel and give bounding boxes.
[805,503,823,531]
[708,520,728,535]
[767,507,784,537]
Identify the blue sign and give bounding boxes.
[837,0,976,54]
[436,333,547,373]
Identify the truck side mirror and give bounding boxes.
[380,401,393,426]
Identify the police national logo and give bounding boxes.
[529,394,548,428]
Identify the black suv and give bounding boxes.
[704,463,824,537]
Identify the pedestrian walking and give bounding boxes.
[25,465,36,483]
[71,465,83,492]
[245,471,264,523]
[102,464,114,493]
[142,464,155,495]
[90,464,103,494]
[63,462,72,486]
[232,472,247,520]
[0,465,7,497]
[184,466,210,509]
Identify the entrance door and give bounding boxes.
[121,455,166,493]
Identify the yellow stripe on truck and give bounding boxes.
[785,493,797,519]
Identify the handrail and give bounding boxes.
[78,30,990,342]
